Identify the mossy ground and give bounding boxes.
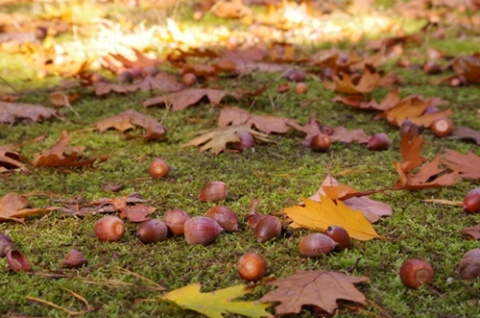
[1,1,480,317]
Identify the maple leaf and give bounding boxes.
[95,109,166,141]
[284,196,380,240]
[218,107,296,134]
[162,283,272,318]
[143,88,235,111]
[0,192,58,222]
[394,156,459,190]
[260,270,369,315]
[441,149,480,179]
[93,73,183,96]
[324,65,380,94]
[308,174,392,223]
[182,125,273,155]
[448,126,480,145]
[32,130,97,167]
[0,101,58,124]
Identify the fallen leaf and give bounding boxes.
[182,125,273,155]
[398,129,426,173]
[93,73,183,96]
[0,146,27,173]
[0,101,58,124]
[284,196,380,240]
[330,126,370,144]
[324,65,380,94]
[441,149,480,180]
[32,130,97,167]
[358,88,402,111]
[49,91,79,107]
[218,107,295,134]
[162,283,272,318]
[462,224,480,240]
[120,204,156,223]
[0,192,57,222]
[448,126,480,145]
[260,270,369,315]
[60,193,147,216]
[101,49,160,73]
[95,109,166,141]
[143,88,235,111]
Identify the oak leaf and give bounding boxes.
[101,49,160,73]
[162,283,272,318]
[284,196,380,240]
[182,125,273,155]
[0,192,58,222]
[32,130,97,167]
[398,129,426,173]
[441,149,480,180]
[93,73,183,96]
[260,270,369,315]
[0,101,58,124]
[95,109,166,141]
[448,126,480,145]
[143,88,235,111]
[218,107,295,134]
[0,146,27,173]
[462,225,480,240]
[324,65,379,94]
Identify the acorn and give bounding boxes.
[94,216,125,242]
[163,209,191,236]
[117,70,134,83]
[205,206,239,232]
[182,73,197,86]
[254,215,282,243]
[6,250,31,272]
[149,158,169,178]
[399,259,434,288]
[0,232,14,257]
[230,131,254,151]
[463,188,480,213]
[459,249,480,280]
[238,252,267,281]
[310,134,331,152]
[325,225,351,251]
[399,119,419,138]
[294,82,308,94]
[431,117,454,137]
[298,233,338,257]
[136,219,168,244]
[183,216,223,246]
[367,133,390,151]
[198,181,228,202]
[285,69,306,82]
[62,249,88,268]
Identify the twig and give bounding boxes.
[0,75,19,93]
[116,267,166,291]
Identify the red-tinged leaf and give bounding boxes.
[324,66,380,94]
[260,270,369,315]
[441,149,480,180]
[0,192,58,222]
[143,88,235,111]
[448,126,480,145]
[218,106,296,134]
[332,95,365,108]
[394,157,459,190]
[0,146,27,173]
[381,95,447,127]
[330,126,370,144]
[462,225,480,240]
[359,88,401,111]
[0,101,58,124]
[120,204,156,222]
[95,109,166,141]
[399,129,426,173]
[93,73,183,96]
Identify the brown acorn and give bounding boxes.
[182,73,197,86]
[310,134,331,152]
[6,250,31,272]
[254,215,281,243]
[298,233,337,257]
[238,252,267,281]
[205,206,239,232]
[198,181,228,202]
[149,158,169,178]
[163,209,191,236]
[325,226,351,251]
[0,232,14,257]
[285,69,306,82]
[399,259,434,288]
[230,131,254,151]
[367,133,390,151]
[431,117,454,137]
[294,82,308,94]
[463,188,480,213]
[136,219,168,244]
[62,249,88,268]
[94,216,125,242]
[459,249,480,280]
[183,216,223,246]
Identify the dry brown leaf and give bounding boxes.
[330,126,370,144]
[0,192,57,222]
[399,129,426,173]
[0,146,27,173]
[462,225,480,240]
[143,88,235,111]
[260,270,369,315]
[101,49,160,73]
[448,126,480,145]
[0,101,58,124]
[32,130,97,167]
[93,73,183,96]
[324,65,380,94]
[441,149,480,180]
[60,193,147,216]
[218,106,296,134]
[182,125,273,155]
[95,109,166,141]
[119,204,156,223]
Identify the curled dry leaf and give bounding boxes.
[448,126,480,145]
[0,146,27,173]
[441,149,480,180]
[92,73,183,96]
[0,101,58,124]
[95,109,166,141]
[323,65,380,94]
[32,130,97,167]
[260,270,369,315]
[0,192,58,222]
[182,125,273,155]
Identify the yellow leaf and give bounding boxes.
[284,196,379,240]
[162,283,272,318]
